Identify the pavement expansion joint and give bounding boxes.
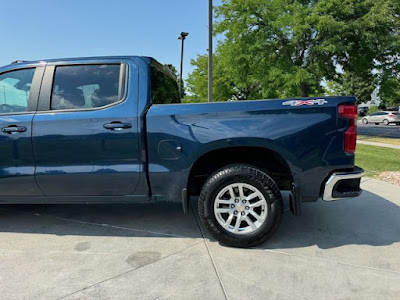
[190,201,230,300]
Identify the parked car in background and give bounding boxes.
[362,111,400,125]
[357,106,369,116]
[385,106,400,112]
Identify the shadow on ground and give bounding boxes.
[260,190,400,250]
[0,190,399,249]
[0,202,202,239]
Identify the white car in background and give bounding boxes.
[362,111,400,125]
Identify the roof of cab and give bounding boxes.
[3,56,155,68]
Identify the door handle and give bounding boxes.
[103,122,132,131]
[2,125,27,134]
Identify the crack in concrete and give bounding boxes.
[48,215,190,239]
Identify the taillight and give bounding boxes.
[339,104,357,153]
[338,105,358,119]
[389,114,394,118]
[344,126,357,153]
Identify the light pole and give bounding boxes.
[178,32,189,100]
[208,0,213,102]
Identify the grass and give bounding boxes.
[358,135,400,145]
[355,144,400,177]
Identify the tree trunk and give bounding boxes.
[300,83,309,97]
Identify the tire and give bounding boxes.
[198,164,283,248]
[383,119,389,125]
[362,118,368,124]
[375,123,379,125]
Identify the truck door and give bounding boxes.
[32,60,142,196]
[0,66,44,196]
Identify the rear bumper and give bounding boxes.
[322,167,364,201]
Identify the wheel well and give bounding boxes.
[188,147,293,196]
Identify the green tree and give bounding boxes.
[379,76,400,106]
[187,0,400,101]
[378,60,400,106]
[185,53,238,102]
[326,72,377,104]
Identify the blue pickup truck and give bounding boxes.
[0,56,363,247]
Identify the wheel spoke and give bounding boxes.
[249,210,262,222]
[215,208,232,214]
[233,215,242,233]
[238,184,245,199]
[216,199,232,205]
[225,213,234,226]
[246,191,261,201]
[244,216,257,230]
[249,199,264,208]
[228,186,235,200]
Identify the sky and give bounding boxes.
[0,0,222,80]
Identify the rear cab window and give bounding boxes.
[150,61,180,104]
[51,64,127,111]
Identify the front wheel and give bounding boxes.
[198,164,283,248]
[362,118,368,124]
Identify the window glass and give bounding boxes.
[150,62,180,104]
[51,64,125,110]
[0,68,35,114]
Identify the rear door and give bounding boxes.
[0,66,44,196]
[368,112,380,122]
[32,59,142,196]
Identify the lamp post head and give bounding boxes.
[178,32,189,40]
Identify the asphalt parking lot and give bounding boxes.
[358,121,400,138]
[1,178,399,300]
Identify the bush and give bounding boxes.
[368,106,379,115]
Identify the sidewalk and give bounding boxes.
[357,139,400,150]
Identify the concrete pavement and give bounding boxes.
[0,178,399,299]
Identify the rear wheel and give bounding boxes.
[362,118,368,124]
[383,119,389,125]
[198,164,283,248]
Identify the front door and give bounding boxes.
[32,60,142,196]
[0,67,44,196]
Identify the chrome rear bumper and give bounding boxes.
[322,167,364,201]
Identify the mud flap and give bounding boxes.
[289,183,302,216]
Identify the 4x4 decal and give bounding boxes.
[282,99,328,106]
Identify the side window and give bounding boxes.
[51,64,126,111]
[0,68,35,114]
